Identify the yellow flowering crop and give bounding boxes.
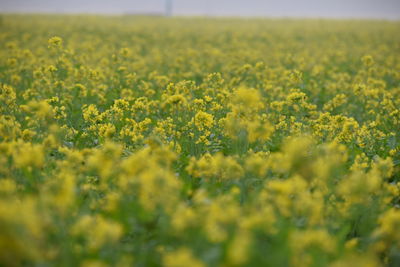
[0,15,399,266]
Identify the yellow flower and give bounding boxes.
[362,55,374,67]
[21,100,54,120]
[186,153,243,180]
[230,87,264,114]
[163,248,204,267]
[290,229,335,266]
[165,94,187,108]
[227,229,252,265]
[193,111,214,131]
[71,215,123,251]
[12,141,45,169]
[373,208,400,247]
[48,36,63,47]
[82,104,100,123]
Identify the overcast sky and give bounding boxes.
[1,0,399,19]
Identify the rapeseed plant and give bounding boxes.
[0,15,399,266]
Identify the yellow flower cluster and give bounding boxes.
[0,15,399,266]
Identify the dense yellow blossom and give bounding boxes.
[0,15,399,266]
[163,248,205,267]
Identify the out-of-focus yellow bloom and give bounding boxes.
[0,15,399,267]
[227,229,252,265]
[71,215,123,251]
[163,248,204,267]
[290,229,335,267]
[12,141,44,169]
[48,36,63,47]
[186,153,243,180]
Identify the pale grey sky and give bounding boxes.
[1,0,399,19]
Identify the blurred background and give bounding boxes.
[1,0,399,19]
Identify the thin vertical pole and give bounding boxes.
[166,0,173,16]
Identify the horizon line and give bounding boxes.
[1,12,399,21]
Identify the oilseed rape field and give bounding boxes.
[0,15,400,266]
